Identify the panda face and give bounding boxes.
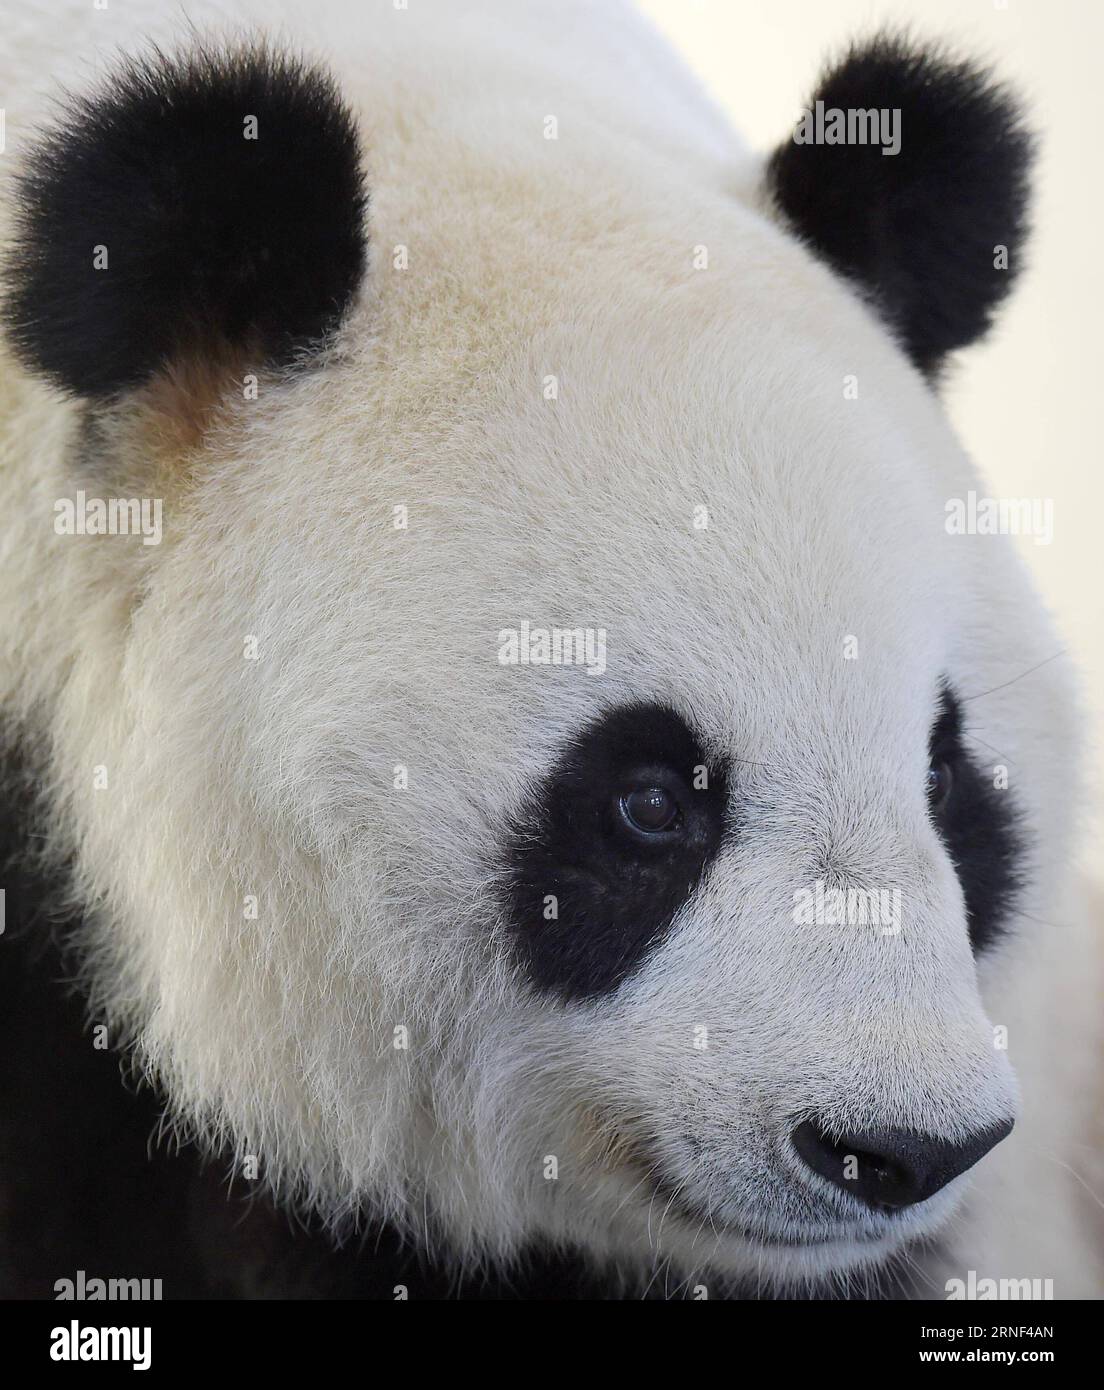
[112,248,1056,1286]
[2,30,1076,1293]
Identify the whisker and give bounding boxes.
[960,651,1066,703]
[960,728,1016,767]
[1031,1147,1104,1212]
[1010,907,1058,930]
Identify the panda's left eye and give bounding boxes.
[926,683,1023,957]
[926,759,954,813]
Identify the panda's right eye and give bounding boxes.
[502,701,731,1001]
[618,784,682,837]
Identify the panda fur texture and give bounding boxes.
[0,0,1101,1299]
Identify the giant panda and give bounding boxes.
[1,0,1101,1301]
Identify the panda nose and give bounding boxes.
[791,1116,1014,1209]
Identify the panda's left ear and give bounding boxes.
[765,34,1033,377]
[3,44,367,400]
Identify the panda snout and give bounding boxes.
[790,1116,1014,1210]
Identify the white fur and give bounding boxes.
[1,0,1100,1296]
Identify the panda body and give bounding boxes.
[0,0,1101,1298]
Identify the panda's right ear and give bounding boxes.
[3,43,368,400]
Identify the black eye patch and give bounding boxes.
[502,703,730,1001]
[928,683,1024,954]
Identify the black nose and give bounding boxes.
[791,1116,1014,1209]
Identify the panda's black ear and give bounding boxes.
[765,33,1032,377]
[4,44,367,399]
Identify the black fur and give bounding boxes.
[766,33,1033,376]
[928,685,1023,953]
[3,44,367,398]
[502,703,730,1001]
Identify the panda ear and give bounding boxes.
[765,34,1033,377]
[3,44,368,400]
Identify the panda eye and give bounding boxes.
[926,759,955,813]
[619,785,682,836]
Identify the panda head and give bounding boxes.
[4,31,1072,1292]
